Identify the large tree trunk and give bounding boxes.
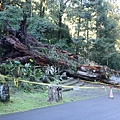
[58,13,62,41]
[0,12,78,66]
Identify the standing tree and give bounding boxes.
[90,0,120,69]
[46,0,71,41]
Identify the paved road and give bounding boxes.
[0,92,120,120]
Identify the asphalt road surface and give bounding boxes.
[0,92,120,120]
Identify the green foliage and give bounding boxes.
[0,61,14,75]
[0,5,23,34]
[54,39,69,50]
[70,36,86,55]
[88,0,120,69]
[0,61,43,81]
[27,16,58,44]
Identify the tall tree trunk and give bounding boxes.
[30,0,32,18]
[40,0,45,17]
[58,13,62,41]
[57,0,65,41]
[77,17,81,37]
[86,19,89,60]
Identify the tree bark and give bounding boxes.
[58,13,62,41]
[48,86,62,103]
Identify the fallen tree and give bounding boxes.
[0,12,120,85]
[60,63,120,85]
[0,12,78,67]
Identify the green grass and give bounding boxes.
[0,89,73,115]
[0,84,111,115]
[0,90,49,115]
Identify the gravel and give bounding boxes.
[62,82,119,101]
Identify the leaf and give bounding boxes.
[29,59,33,63]
[14,61,21,65]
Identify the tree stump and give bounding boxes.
[0,83,10,102]
[48,86,62,103]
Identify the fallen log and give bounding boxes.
[8,56,34,64]
[1,35,30,55]
[0,11,79,67]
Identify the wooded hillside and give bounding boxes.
[0,0,120,85]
